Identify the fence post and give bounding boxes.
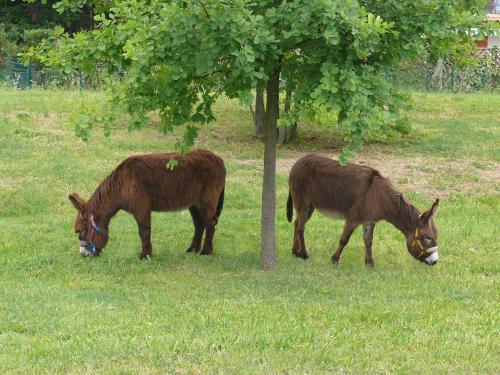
[79,70,84,91]
[27,65,32,88]
[424,66,430,91]
[451,63,455,92]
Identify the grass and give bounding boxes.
[0,89,499,374]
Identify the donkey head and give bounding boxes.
[407,199,439,265]
[69,193,109,257]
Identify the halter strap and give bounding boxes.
[411,227,426,257]
[90,215,101,233]
[88,215,101,254]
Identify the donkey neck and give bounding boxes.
[88,199,120,229]
[87,173,122,228]
[382,189,420,238]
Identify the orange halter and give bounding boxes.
[411,227,427,258]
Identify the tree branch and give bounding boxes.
[197,0,211,19]
[193,69,224,80]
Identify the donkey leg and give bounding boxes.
[331,221,359,264]
[201,223,215,256]
[186,205,205,253]
[295,207,313,260]
[363,223,375,266]
[134,210,153,259]
[199,202,217,256]
[292,220,300,255]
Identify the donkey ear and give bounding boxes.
[420,198,439,224]
[430,198,440,216]
[69,193,86,214]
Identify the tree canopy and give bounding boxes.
[27,0,486,156]
[25,0,487,268]
[0,0,96,67]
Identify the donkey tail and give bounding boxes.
[216,188,225,219]
[286,191,293,222]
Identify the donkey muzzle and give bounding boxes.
[79,240,95,257]
[424,246,438,265]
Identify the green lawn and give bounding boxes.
[0,89,498,374]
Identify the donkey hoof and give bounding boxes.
[365,260,375,267]
[200,250,212,256]
[185,247,195,253]
[295,251,309,260]
[139,253,152,260]
[331,255,340,265]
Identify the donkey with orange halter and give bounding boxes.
[287,154,439,266]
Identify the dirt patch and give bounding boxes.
[410,108,458,121]
[356,154,499,198]
[477,164,500,181]
[234,153,499,198]
[0,177,16,188]
[3,111,70,139]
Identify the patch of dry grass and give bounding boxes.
[234,154,499,199]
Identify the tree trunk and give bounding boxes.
[288,122,297,142]
[252,85,265,141]
[85,3,95,30]
[431,58,445,90]
[285,88,297,141]
[277,126,286,145]
[278,87,297,145]
[26,3,41,24]
[261,68,280,270]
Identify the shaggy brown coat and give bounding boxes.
[287,154,439,266]
[69,149,226,258]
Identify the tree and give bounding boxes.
[249,85,265,141]
[26,0,485,269]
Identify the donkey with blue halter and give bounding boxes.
[70,149,226,259]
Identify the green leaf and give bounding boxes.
[166,158,178,170]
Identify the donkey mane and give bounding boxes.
[372,175,420,233]
[398,193,420,232]
[87,164,126,214]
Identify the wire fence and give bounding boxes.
[1,50,499,92]
[387,49,500,93]
[0,57,106,90]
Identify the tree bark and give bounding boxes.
[288,122,297,142]
[252,85,265,141]
[277,124,286,145]
[431,58,445,90]
[26,3,41,24]
[278,87,297,145]
[85,3,95,30]
[261,68,280,270]
[285,88,297,141]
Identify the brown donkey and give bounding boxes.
[69,149,225,258]
[287,154,439,266]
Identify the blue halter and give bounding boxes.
[89,215,102,254]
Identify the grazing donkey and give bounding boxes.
[287,154,439,266]
[69,149,225,258]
